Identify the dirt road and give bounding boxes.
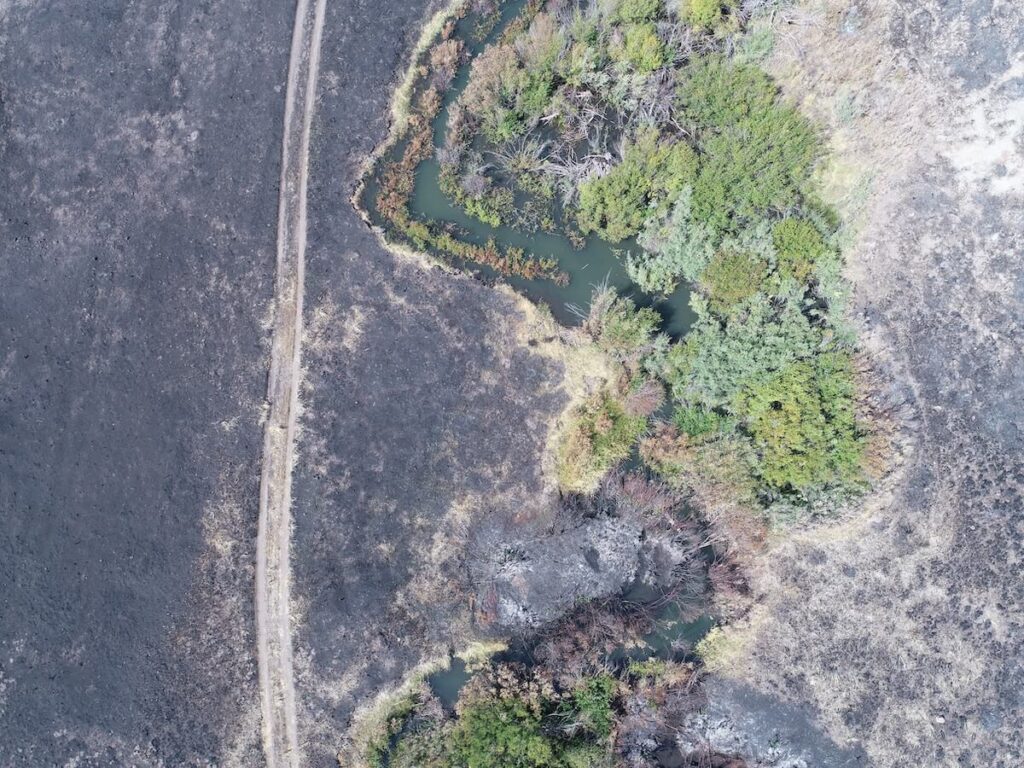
[256,0,327,766]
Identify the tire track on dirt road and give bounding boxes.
[256,0,326,765]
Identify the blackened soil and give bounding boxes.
[289,1,576,764]
[0,2,291,764]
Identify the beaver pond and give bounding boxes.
[361,0,696,338]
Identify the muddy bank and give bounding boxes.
[0,2,290,763]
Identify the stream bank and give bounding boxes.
[360,0,696,338]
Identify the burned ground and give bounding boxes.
[0,1,292,764]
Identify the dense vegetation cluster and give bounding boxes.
[368,586,711,768]
[368,0,871,510]
[357,3,879,763]
[562,276,864,508]
[383,667,617,768]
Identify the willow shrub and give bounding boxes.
[577,130,698,242]
[734,352,863,493]
[697,248,770,315]
[772,217,829,283]
[679,56,819,236]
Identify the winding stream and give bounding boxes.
[367,0,713,708]
[367,0,696,337]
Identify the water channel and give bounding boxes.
[370,0,697,338]
[366,0,713,708]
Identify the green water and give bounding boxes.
[610,580,714,663]
[371,0,695,338]
[430,657,473,710]
[412,156,696,337]
[370,0,710,710]
[426,592,713,710]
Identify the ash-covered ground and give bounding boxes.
[0,1,292,764]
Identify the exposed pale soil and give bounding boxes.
[255,0,327,766]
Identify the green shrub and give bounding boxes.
[389,672,618,768]
[631,187,717,293]
[577,168,649,243]
[656,141,701,202]
[366,693,422,768]
[558,37,606,88]
[691,113,818,234]
[450,699,558,768]
[772,218,827,283]
[678,0,736,30]
[389,728,447,768]
[659,296,822,409]
[733,352,863,493]
[614,0,663,24]
[735,23,775,63]
[462,35,556,143]
[595,295,663,359]
[567,675,617,737]
[611,23,665,73]
[680,56,820,235]
[719,217,776,266]
[589,395,647,469]
[626,658,667,679]
[561,743,610,768]
[518,68,556,117]
[673,405,730,439]
[578,131,697,242]
[678,55,777,128]
[698,249,769,314]
[558,391,648,492]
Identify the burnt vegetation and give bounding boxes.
[367,472,753,768]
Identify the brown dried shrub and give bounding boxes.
[624,378,666,418]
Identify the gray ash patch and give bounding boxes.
[889,0,1022,91]
[0,0,290,763]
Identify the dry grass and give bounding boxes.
[389,1,469,132]
[342,655,449,768]
[341,638,509,768]
[349,0,469,240]
[761,0,938,250]
[695,626,747,674]
[504,286,615,494]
